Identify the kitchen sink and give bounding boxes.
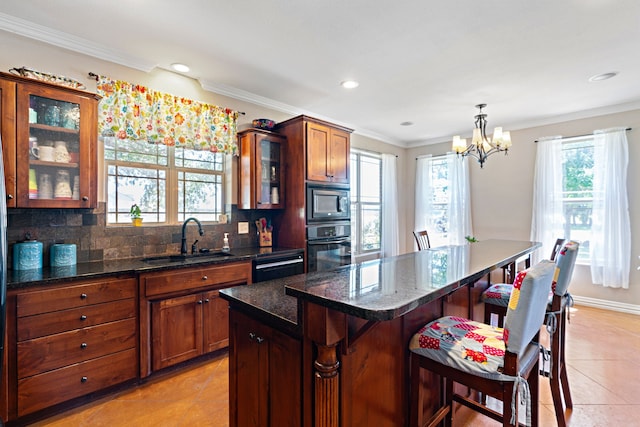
[142,251,234,263]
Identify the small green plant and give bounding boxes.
[129,204,142,219]
[465,235,478,243]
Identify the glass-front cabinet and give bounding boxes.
[0,71,100,208]
[237,129,285,209]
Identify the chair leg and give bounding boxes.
[530,360,540,427]
[559,310,573,409]
[549,310,570,427]
[502,382,517,426]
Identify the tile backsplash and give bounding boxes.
[7,202,275,267]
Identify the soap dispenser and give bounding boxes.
[222,233,230,252]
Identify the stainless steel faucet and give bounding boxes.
[180,217,204,255]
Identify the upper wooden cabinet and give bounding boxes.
[0,71,100,208]
[306,122,350,184]
[237,129,285,209]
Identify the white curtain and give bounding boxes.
[414,155,433,250]
[381,153,399,257]
[590,128,630,288]
[447,153,473,245]
[530,136,564,263]
[415,154,472,248]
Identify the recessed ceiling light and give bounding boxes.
[340,80,359,89]
[171,63,190,73]
[588,72,617,82]
[400,121,414,126]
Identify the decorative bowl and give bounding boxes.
[252,118,276,130]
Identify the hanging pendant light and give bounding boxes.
[452,104,511,168]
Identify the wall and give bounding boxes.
[407,110,640,312]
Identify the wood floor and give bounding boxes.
[25,305,640,427]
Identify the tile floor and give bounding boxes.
[26,305,640,426]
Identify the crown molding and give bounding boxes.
[0,12,156,72]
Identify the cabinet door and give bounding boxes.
[329,128,350,184]
[15,82,97,208]
[202,289,229,353]
[151,294,203,371]
[267,326,302,427]
[306,122,331,182]
[0,79,17,207]
[255,133,284,208]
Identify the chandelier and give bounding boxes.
[452,104,511,168]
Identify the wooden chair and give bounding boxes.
[413,230,431,251]
[483,238,566,327]
[409,260,556,427]
[541,241,579,427]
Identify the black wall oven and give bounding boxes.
[307,222,352,272]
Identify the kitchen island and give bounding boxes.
[220,239,540,427]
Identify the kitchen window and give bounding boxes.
[350,150,381,258]
[105,137,226,224]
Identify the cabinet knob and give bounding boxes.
[81,376,88,383]
[81,342,88,349]
[80,293,87,299]
[249,332,256,340]
[197,300,203,304]
[202,275,208,280]
[82,196,89,201]
[256,336,265,344]
[6,194,13,200]
[80,315,87,321]
[204,298,210,303]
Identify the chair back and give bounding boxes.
[503,260,555,356]
[550,238,566,261]
[552,240,579,296]
[413,230,431,251]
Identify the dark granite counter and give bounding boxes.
[221,239,540,326]
[7,246,304,290]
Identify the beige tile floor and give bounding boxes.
[27,305,640,426]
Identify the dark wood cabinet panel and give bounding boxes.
[0,78,17,207]
[203,289,230,353]
[306,122,349,184]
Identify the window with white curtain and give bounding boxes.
[350,150,382,257]
[417,156,449,247]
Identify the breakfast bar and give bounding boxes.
[221,239,540,427]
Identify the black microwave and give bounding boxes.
[306,186,350,222]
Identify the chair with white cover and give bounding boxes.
[409,259,556,427]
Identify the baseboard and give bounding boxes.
[572,295,640,316]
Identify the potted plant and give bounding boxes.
[130,204,143,226]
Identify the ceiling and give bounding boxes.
[2,0,640,147]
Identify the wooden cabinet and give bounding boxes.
[0,71,100,208]
[306,121,350,184]
[237,129,285,209]
[229,309,301,427]
[12,276,137,418]
[140,261,251,377]
[273,115,353,253]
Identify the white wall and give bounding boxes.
[3,31,639,311]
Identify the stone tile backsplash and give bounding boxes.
[7,202,275,267]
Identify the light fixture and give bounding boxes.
[171,63,190,73]
[452,104,511,168]
[588,72,617,82]
[340,80,359,89]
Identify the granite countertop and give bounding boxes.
[220,240,540,327]
[7,246,304,290]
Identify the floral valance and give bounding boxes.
[96,76,238,155]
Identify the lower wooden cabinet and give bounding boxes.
[10,275,138,419]
[140,261,251,377]
[229,309,302,427]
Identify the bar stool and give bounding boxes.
[482,238,565,327]
[409,260,556,427]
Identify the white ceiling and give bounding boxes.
[2,0,640,147]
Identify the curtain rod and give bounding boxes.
[534,127,631,143]
[87,72,246,115]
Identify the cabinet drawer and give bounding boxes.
[17,348,137,416]
[17,277,136,317]
[18,298,136,341]
[18,318,136,378]
[144,261,251,297]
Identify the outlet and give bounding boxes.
[238,222,249,234]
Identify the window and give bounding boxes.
[350,151,381,256]
[561,138,594,262]
[425,156,450,247]
[105,137,225,225]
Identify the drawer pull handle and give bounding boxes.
[81,376,88,383]
[81,342,88,349]
[202,275,208,280]
[80,315,87,321]
[80,293,87,299]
